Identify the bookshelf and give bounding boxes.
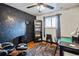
[34,20,42,42]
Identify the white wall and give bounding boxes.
[60,7,79,37]
[36,6,79,40]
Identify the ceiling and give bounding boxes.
[5,3,79,16]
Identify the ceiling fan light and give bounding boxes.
[36,5,45,10]
[40,5,46,10]
[36,5,40,10]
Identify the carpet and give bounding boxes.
[26,42,59,56]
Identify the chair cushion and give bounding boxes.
[16,43,27,50]
[0,50,8,56]
[2,46,15,53]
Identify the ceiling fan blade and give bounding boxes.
[44,4,54,9]
[27,5,37,8]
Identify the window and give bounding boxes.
[45,16,57,28]
[45,17,52,28]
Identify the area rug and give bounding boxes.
[26,42,59,56]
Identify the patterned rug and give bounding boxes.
[26,42,59,56]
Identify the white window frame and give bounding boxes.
[45,16,57,29]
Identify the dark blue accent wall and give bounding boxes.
[0,3,36,43]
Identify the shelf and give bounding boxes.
[34,20,42,42]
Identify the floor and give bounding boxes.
[64,51,79,56]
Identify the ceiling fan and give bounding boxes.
[26,3,54,12]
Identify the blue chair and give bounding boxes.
[1,42,15,54]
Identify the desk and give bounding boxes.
[60,42,79,56]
